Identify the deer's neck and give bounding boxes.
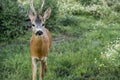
[31,34,44,44]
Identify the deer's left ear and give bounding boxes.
[43,8,51,21]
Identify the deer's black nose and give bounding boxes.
[36,30,43,36]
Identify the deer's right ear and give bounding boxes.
[28,0,36,21]
[28,9,36,21]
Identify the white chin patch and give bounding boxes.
[36,35,42,38]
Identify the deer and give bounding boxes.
[28,0,52,80]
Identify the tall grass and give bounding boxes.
[0,0,120,80]
[1,14,120,79]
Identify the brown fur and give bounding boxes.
[30,27,52,80]
[29,0,52,80]
[30,28,52,59]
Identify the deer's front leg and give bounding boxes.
[32,57,37,80]
[40,57,47,80]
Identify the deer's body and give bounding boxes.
[28,0,52,80]
[30,28,52,59]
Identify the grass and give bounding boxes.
[0,14,120,80]
[0,0,120,80]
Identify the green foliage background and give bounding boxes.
[0,0,27,42]
[0,0,120,80]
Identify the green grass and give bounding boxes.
[0,0,120,79]
[0,15,120,80]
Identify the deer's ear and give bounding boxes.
[28,9,36,21]
[43,8,51,21]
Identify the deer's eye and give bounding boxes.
[32,24,35,27]
[42,24,45,27]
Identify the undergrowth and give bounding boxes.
[0,0,120,80]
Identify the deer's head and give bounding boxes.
[28,0,51,36]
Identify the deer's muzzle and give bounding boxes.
[36,30,43,36]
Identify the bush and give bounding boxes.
[43,0,59,32]
[106,0,120,6]
[76,0,101,5]
[112,3,120,12]
[0,0,27,42]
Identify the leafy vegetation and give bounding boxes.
[0,0,120,80]
[0,0,28,42]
